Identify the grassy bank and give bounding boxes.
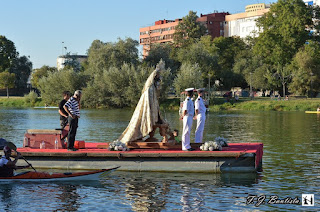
[0,97,44,108]
[209,97,320,111]
[2,96,320,112]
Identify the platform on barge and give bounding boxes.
[17,142,263,173]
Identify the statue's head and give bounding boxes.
[156,59,165,72]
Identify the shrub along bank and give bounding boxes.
[1,96,320,112]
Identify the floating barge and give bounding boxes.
[17,142,263,173]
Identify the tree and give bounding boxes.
[0,71,15,98]
[288,41,320,95]
[38,68,88,104]
[254,0,313,94]
[31,65,57,89]
[173,63,203,94]
[10,55,32,90]
[176,41,218,87]
[143,43,180,75]
[173,11,207,47]
[0,36,18,71]
[83,61,172,108]
[86,38,139,76]
[211,36,247,89]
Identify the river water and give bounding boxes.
[0,108,319,211]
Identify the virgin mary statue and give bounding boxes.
[118,60,166,144]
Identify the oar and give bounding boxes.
[6,142,37,172]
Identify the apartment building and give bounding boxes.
[139,12,228,57]
[224,4,270,38]
[140,19,180,58]
[245,3,270,13]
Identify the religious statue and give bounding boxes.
[118,60,174,146]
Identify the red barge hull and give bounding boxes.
[17,142,263,173]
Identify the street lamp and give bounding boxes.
[310,72,314,98]
[250,72,253,99]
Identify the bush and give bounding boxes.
[38,68,88,105]
[24,91,38,106]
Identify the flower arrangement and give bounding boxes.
[200,137,228,151]
[214,136,228,147]
[108,140,130,151]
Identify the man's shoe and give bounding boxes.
[187,148,195,151]
[68,148,78,151]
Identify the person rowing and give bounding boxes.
[0,146,31,177]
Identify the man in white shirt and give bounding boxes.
[0,146,30,177]
[194,88,207,143]
[181,88,195,151]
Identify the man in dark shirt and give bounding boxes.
[58,91,71,129]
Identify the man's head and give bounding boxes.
[3,146,11,156]
[63,91,71,99]
[185,88,194,97]
[74,90,82,100]
[197,88,204,96]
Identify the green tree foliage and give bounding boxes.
[0,36,18,71]
[143,43,180,75]
[173,11,207,47]
[206,36,246,89]
[176,41,218,85]
[233,51,271,91]
[86,38,139,76]
[288,41,320,95]
[213,36,247,72]
[254,0,312,66]
[0,71,15,98]
[9,56,32,90]
[83,61,172,108]
[31,65,57,89]
[38,68,88,104]
[173,63,203,94]
[24,91,38,106]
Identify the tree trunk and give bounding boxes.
[6,87,9,98]
[282,83,286,98]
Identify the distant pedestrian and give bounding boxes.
[181,88,194,151]
[194,88,206,143]
[64,90,82,151]
[58,91,71,129]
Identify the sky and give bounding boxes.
[0,0,277,69]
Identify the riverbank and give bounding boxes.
[0,96,43,107]
[210,97,320,111]
[2,96,320,111]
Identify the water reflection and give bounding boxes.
[104,171,259,211]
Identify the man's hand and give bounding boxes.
[16,152,22,159]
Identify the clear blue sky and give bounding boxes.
[0,0,276,69]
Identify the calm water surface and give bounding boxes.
[0,108,319,211]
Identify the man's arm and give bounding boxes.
[58,109,68,117]
[5,153,20,167]
[63,105,75,119]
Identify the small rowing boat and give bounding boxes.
[0,166,119,182]
[305,111,320,114]
[34,106,59,109]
